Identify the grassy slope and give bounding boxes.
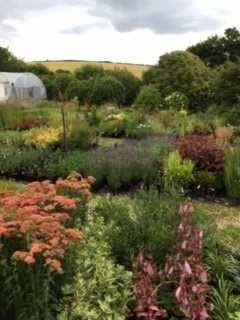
[28,60,151,79]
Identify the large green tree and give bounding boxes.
[0,46,27,71]
[152,51,212,112]
[106,68,141,106]
[27,63,53,76]
[213,58,240,106]
[142,66,159,86]
[67,79,88,105]
[40,74,55,100]
[187,27,240,68]
[53,73,74,101]
[87,75,125,106]
[74,64,104,81]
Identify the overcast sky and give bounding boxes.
[0,0,239,65]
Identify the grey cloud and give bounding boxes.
[88,0,224,34]
[0,0,89,21]
[0,0,227,39]
[0,0,56,38]
[0,0,89,38]
[0,22,16,40]
[61,21,110,35]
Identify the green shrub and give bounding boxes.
[134,85,163,113]
[122,111,153,138]
[58,215,132,320]
[220,104,240,126]
[67,121,98,150]
[171,113,196,137]
[193,171,216,188]
[86,107,104,127]
[0,146,62,181]
[125,118,153,139]
[92,187,182,269]
[0,130,24,148]
[147,137,175,161]
[191,171,216,197]
[164,91,189,111]
[45,151,90,181]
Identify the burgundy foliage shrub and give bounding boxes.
[133,250,167,319]
[175,134,225,175]
[163,203,213,320]
[17,118,39,131]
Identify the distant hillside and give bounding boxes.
[29,60,151,78]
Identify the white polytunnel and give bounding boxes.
[0,72,47,104]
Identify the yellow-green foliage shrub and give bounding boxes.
[156,110,173,126]
[0,179,28,194]
[58,215,132,320]
[101,118,125,137]
[214,126,233,147]
[105,113,125,121]
[22,126,62,149]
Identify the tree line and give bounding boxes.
[1,27,240,116]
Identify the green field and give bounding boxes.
[29,60,151,78]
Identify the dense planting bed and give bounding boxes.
[0,101,240,319]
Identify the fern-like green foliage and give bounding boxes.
[163,150,194,191]
[57,215,132,320]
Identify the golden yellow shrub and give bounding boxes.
[22,126,62,149]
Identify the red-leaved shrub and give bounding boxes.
[133,250,167,319]
[175,134,225,175]
[163,203,213,319]
[17,118,39,131]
